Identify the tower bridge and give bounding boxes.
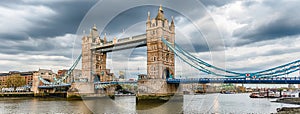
[81,5,177,100]
[35,6,300,100]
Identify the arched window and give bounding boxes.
[166,54,169,62]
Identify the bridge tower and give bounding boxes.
[80,25,113,93]
[137,5,178,101]
[82,25,101,82]
[82,25,114,83]
[146,5,175,79]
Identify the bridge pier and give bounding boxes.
[136,79,180,101]
[136,79,183,112]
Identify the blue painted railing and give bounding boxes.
[167,77,300,84]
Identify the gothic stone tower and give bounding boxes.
[82,25,112,83]
[146,5,175,79]
[137,6,178,101]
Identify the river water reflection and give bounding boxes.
[0,93,299,113]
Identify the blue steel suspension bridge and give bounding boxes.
[161,37,300,84]
[38,37,300,89]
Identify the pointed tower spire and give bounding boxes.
[103,33,107,43]
[146,11,151,28]
[171,16,175,27]
[159,4,163,12]
[156,5,164,20]
[113,36,117,44]
[92,24,97,30]
[147,11,150,21]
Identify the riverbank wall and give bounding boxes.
[0,92,34,97]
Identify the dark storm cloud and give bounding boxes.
[100,5,211,60]
[233,0,300,46]
[234,16,300,45]
[199,0,233,7]
[0,1,96,40]
[28,1,96,38]
[0,33,78,59]
[0,1,94,59]
[102,5,181,38]
[1,0,299,74]
[0,33,29,41]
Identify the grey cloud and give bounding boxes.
[260,47,299,57]
[199,0,233,7]
[0,33,29,41]
[233,1,300,46]
[0,1,96,40]
[29,1,96,38]
[231,58,288,73]
[1,0,299,74]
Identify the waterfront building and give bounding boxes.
[31,69,56,93]
[0,71,34,88]
[0,73,9,87]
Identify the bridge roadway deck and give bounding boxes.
[91,34,146,52]
[167,77,300,84]
[93,77,300,85]
[38,84,71,89]
[94,81,137,85]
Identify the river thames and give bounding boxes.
[0,93,299,113]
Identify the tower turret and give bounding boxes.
[170,16,175,32]
[155,5,164,20]
[103,33,107,44]
[147,11,151,28]
[90,24,100,43]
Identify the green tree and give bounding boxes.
[5,74,26,91]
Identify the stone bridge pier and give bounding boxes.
[137,79,180,101]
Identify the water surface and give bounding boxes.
[0,93,299,113]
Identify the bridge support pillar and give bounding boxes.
[72,82,95,93]
[136,79,180,101]
[136,79,183,112]
[66,82,96,99]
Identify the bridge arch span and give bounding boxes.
[162,67,174,79]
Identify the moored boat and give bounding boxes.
[249,92,264,98]
[249,91,280,98]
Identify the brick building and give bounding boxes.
[0,71,34,87]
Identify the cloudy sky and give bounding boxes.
[1,0,300,79]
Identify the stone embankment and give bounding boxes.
[274,98,300,105]
[274,107,300,114]
[272,98,300,113]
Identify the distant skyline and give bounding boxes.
[1,0,300,79]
